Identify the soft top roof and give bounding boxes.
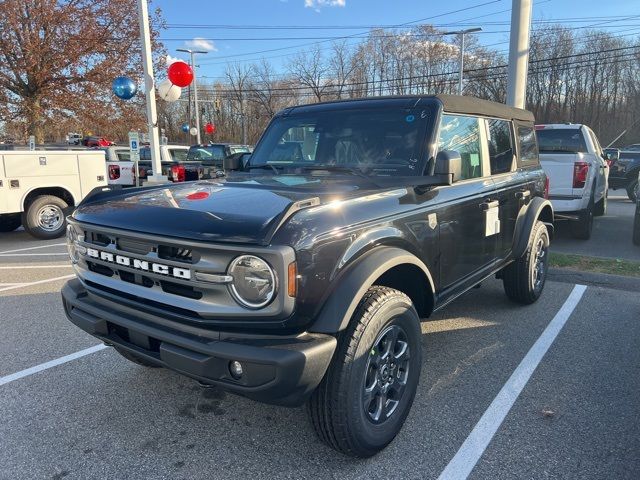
[436,94,534,122]
[283,94,534,123]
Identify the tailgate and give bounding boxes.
[539,153,581,197]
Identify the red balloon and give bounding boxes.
[205,123,216,134]
[167,61,193,88]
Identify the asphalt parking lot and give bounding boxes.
[1,231,639,479]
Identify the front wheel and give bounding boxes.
[307,286,422,457]
[627,178,638,203]
[21,195,68,239]
[502,221,550,305]
[570,199,594,240]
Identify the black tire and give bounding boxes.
[307,286,422,458]
[633,205,640,246]
[627,178,639,203]
[570,197,594,240]
[594,191,607,217]
[0,214,22,232]
[113,346,161,368]
[503,221,550,305]
[21,195,68,239]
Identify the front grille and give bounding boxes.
[158,245,194,263]
[85,280,203,320]
[117,238,152,255]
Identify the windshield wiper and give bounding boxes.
[248,163,281,175]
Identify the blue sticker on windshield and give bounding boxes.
[405,115,415,123]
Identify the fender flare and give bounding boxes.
[512,197,554,259]
[308,246,435,334]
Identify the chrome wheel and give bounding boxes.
[37,205,64,232]
[362,324,411,424]
[532,236,548,291]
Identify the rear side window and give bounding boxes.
[170,149,188,161]
[517,126,538,164]
[438,114,483,180]
[487,119,514,174]
[536,128,587,154]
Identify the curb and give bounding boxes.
[548,267,640,293]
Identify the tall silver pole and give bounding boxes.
[136,0,166,183]
[506,0,533,108]
[191,51,202,145]
[458,33,465,95]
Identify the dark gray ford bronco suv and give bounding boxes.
[62,95,553,457]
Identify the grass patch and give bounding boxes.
[549,252,640,278]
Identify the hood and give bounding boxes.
[73,175,370,244]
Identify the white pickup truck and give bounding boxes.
[0,150,107,239]
[536,124,609,239]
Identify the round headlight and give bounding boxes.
[66,224,79,264]
[228,255,277,309]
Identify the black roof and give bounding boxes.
[283,94,534,123]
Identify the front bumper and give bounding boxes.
[61,278,336,406]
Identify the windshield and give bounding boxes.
[249,107,432,176]
[536,128,587,153]
[170,148,188,161]
[187,145,226,163]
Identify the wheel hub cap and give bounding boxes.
[363,324,411,424]
[37,205,64,232]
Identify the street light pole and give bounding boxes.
[136,0,166,183]
[177,48,207,144]
[506,0,533,108]
[444,27,482,95]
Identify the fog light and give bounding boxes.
[229,360,243,380]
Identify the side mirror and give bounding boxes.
[223,156,241,171]
[435,150,462,184]
[604,148,619,162]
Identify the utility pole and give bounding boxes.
[136,0,166,183]
[506,0,533,108]
[444,28,482,95]
[177,48,208,144]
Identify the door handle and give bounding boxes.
[515,190,531,200]
[480,200,499,211]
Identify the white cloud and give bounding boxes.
[165,54,182,66]
[185,37,218,52]
[305,0,345,11]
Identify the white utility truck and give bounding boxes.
[536,124,609,239]
[0,150,107,239]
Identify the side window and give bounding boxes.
[517,126,538,165]
[437,114,483,180]
[487,119,514,174]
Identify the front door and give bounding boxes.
[435,114,500,289]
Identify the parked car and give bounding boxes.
[62,94,553,457]
[536,123,609,239]
[607,148,640,202]
[95,146,136,187]
[0,150,107,238]
[186,143,252,178]
[67,133,82,145]
[137,145,203,182]
[623,143,640,152]
[83,136,114,148]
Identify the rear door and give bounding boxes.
[484,118,523,259]
[584,126,609,201]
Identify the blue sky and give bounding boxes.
[155,0,640,80]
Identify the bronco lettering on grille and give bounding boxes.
[85,247,191,280]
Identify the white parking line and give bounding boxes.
[0,253,69,257]
[0,243,66,254]
[0,265,73,269]
[0,274,75,293]
[438,284,588,480]
[0,344,108,387]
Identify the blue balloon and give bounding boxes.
[181,123,190,133]
[112,76,137,100]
